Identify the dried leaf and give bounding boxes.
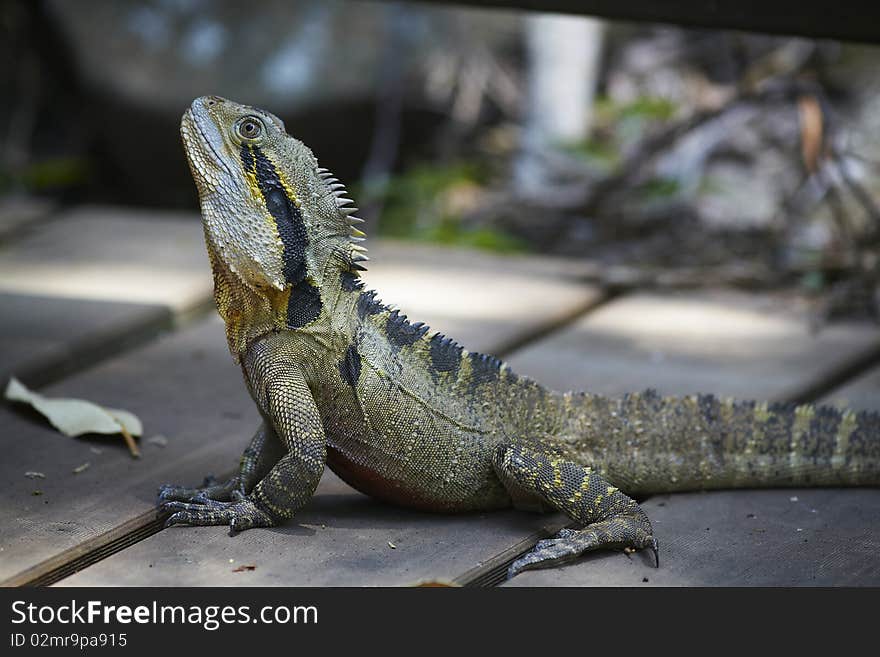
[5,377,142,438]
[232,565,256,573]
[120,425,141,459]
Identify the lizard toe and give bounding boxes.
[164,509,230,528]
[507,514,658,579]
[161,499,231,514]
[227,497,276,533]
[162,496,276,532]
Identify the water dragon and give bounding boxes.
[159,96,880,578]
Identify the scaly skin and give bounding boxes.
[158,96,880,577]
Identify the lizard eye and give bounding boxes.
[236,117,263,141]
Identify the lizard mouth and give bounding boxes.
[180,105,235,183]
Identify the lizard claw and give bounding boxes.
[161,495,275,532]
[164,512,189,529]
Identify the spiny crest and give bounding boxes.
[355,289,429,343]
[386,309,430,347]
[316,166,369,275]
[430,333,463,359]
[356,289,385,319]
[428,333,465,377]
[467,350,505,382]
[354,286,509,382]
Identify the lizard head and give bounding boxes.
[180,95,367,301]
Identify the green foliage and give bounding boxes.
[636,177,680,200]
[568,95,679,174]
[618,97,678,121]
[801,269,825,292]
[0,157,89,193]
[420,219,526,252]
[565,139,620,173]
[363,161,526,253]
[697,175,726,195]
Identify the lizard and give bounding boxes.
[159,95,880,578]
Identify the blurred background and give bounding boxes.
[2,0,880,325]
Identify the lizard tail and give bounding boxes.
[564,389,880,495]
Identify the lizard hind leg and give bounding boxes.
[492,441,658,579]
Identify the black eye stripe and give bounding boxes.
[240,145,308,287]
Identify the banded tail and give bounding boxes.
[564,389,880,495]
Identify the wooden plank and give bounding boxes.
[0,292,170,388]
[55,477,563,587]
[503,289,880,401]
[823,365,880,413]
[0,210,595,388]
[503,488,880,586]
[1,248,599,586]
[408,0,880,44]
[0,197,55,242]
[0,205,212,314]
[0,205,213,387]
[363,241,599,352]
[0,317,260,585]
[499,289,880,586]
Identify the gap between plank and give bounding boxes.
[783,340,880,405]
[14,296,217,391]
[494,288,619,358]
[452,518,571,587]
[1,510,168,587]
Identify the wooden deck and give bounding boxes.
[0,204,877,587]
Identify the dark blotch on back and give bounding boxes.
[761,402,797,458]
[356,290,384,320]
[469,351,503,386]
[341,271,364,292]
[287,281,322,328]
[386,310,429,348]
[246,145,308,285]
[429,333,463,378]
[338,343,362,389]
[807,406,841,463]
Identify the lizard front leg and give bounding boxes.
[162,368,326,532]
[493,440,658,578]
[157,421,283,505]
